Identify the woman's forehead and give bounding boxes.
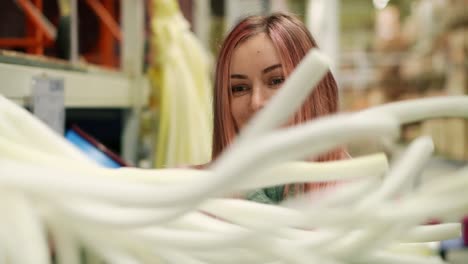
[230,33,281,74]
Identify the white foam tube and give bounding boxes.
[164,211,247,234]
[0,95,95,165]
[418,166,468,196]
[321,137,436,258]
[0,133,389,192]
[1,155,466,262]
[357,250,446,264]
[188,249,273,264]
[46,215,81,264]
[201,188,466,254]
[279,223,460,252]
[378,191,468,224]
[129,226,252,251]
[0,235,6,264]
[207,114,398,205]
[201,198,322,229]
[0,136,97,170]
[0,191,50,264]
[399,223,461,243]
[52,198,259,253]
[155,248,207,264]
[358,136,435,209]
[69,219,162,263]
[2,84,468,263]
[52,197,189,227]
[0,108,31,148]
[356,96,468,124]
[0,114,398,209]
[232,153,388,191]
[283,177,380,209]
[238,49,330,142]
[94,248,142,264]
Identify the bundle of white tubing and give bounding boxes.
[0,49,467,264]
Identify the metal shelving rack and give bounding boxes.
[0,62,147,108]
[0,0,148,107]
[0,0,148,164]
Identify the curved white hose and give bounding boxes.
[207,114,398,203]
[0,191,50,264]
[0,133,389,193]
[0,95,95,165]
[1,59,467,263]
[400,223,461,243]
[0,114,398,208]
[357,96,468,124]
[358,136,435,209]
[357,250,446,264]
[233,153,388,191]
[47,215,81,264]
[238,49,330,142]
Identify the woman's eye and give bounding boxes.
[269,77,285,86]
[231,85,249,94]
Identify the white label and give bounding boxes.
[32,76,65,135]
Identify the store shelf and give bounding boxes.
[0,61,148,108]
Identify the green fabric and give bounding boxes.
[246,184,306,204]
[246,185,285,204]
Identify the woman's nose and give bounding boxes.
[250,86,267,111]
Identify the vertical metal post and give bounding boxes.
[70,0,79,64]
[194,0,210,49]
[121,0,144,76]
[121,0,146,165]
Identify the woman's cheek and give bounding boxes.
[230,100,244,128]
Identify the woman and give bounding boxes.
[211,13,348,204]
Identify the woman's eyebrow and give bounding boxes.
[262,64,282,74]
[230,74,248,79]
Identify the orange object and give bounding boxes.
[16,0,55,44]
[85,0,122,41]
[85,0,121,67]
[26,0,43,54]
[0,38,38,47]
[0,0,48,54]
[1,0,121,68]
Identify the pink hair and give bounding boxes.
[212,13,346,197]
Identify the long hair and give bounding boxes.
[212,13,346,196]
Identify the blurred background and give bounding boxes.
[0,0,466,169]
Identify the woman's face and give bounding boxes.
[229,33,285,130]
